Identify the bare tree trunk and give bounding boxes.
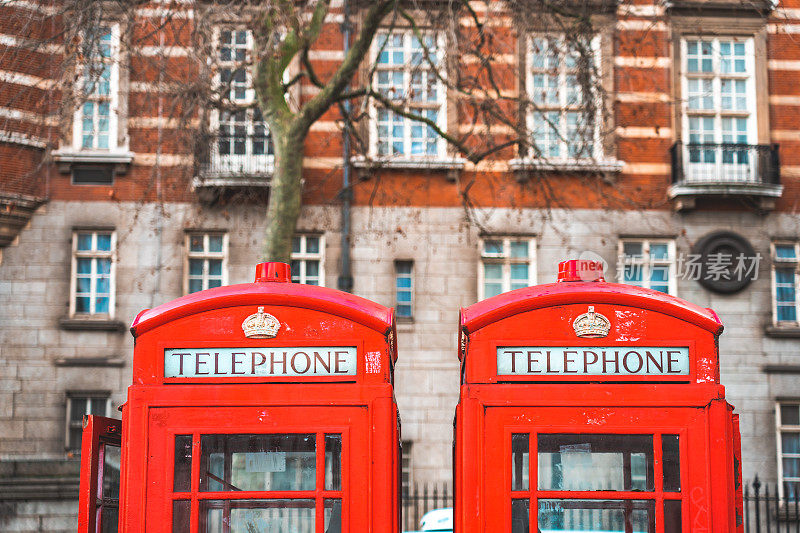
[263,124,305,263]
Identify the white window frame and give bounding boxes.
[477,236,537,301]
[777,402,800,499]
[394,260,414,320]
[291,234,325,286]
[771,242,800,325]
[66,392,111,452]
[69,230,117,318]
[526,33,603,161]
[369,29,448,159]
[680,36,757,182]
[184,232,229,295]
[72,24,121,152]
[211,27,274,174]
[617,239,677,296]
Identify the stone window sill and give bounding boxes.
[54,357,125,367]
[52,149,134,174]
[765,324,800,338]
[59,317,127,332]
[509,157,625,174]
[351,156,466,181]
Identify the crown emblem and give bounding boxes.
[242,307,281,338]
[573,306,610,338]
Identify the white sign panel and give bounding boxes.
[497,347,690,376]
[164,347,357,378]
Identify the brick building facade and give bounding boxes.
[2,0,800,530]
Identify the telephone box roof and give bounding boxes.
[460,281,722,346]
[131,281,396,357]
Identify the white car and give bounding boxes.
[404,508,453,533]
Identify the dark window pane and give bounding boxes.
[172,500,190,533]
[70,399,87,422]
[664,500,681,533]
[782,405,800,426]
[662,434,681,492]
[102,444,120,498]
[100,506,118,533]
[325,434,342,490]
[512,434,529,491]
[538,434,654,491]
[173,435,192,492]
[324,499,342,533]
[512,499,529,533]
[90,399,107,416]
[199,434,316,492]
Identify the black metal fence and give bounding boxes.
[401,479,800,532]
[402,483,452,532]
[670,142,780,185]
[744,477,800,533]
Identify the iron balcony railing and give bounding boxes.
[671,142,780,186]
[198,133,274,179]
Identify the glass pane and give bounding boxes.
[510,241,528,258]
[100,506,119,533]
[70,399,87,422]
[172,500,190,533]
[538,499,654,533]
[484,263,502,279]
[512,434,529,491]
[94,296,109,314]
[208,260,222,276]
[782,405,800,426]
[96,258,111,274]
[77,233,93,251]
[662,434,680,492]
[510,264,529,281]
[783,433,800,455]
[189,235,204,252]
[200,434,316,492]
[90,398,107,416]
[484,283,503,299]
[483,240,503,255]
[324,499,342,533]
[292,237,301,254]
[325,434,342,491]
[189,279,203,293]
[189,259,204,276]
[306,236,320,254]
[776,244,797,260]
[512,499,529,533]
[174,435,192,492]
[783,457,800,478]
[650,243,669,260]
[208,235,223,253]
[538,434,654,491]
[200,499,315,533]
[664,500,681,533]
[102,444,120,498]
[76,296,91,313]
[77,258,92,274]
[96,233,112,251]
[623,242,643,258]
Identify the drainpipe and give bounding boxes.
[337,0,354,293]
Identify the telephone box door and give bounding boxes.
[483,406,707,533]
[144,405,368,533]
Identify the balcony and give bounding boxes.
[193,133,273,203]
[669,142,782,211]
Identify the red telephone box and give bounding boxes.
[79,262,399,533]
[454,260,743,533]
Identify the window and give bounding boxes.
[772,242,799,324]
[618,239,676,295]
[778,403,800,499]
[681,37,757,182]
[291,234,324,286]
[395,260,414,320]
[185,233,228,294]
[212,28,273,175]
[70,230,116,317]
[527,35,601,160]
[371,31,446,158]
[172,433,342,532]
[73,26,120,151]
[66,393,110,452]
[401,440,413,496]
[511,433,682,533]
[478,237,536,300]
